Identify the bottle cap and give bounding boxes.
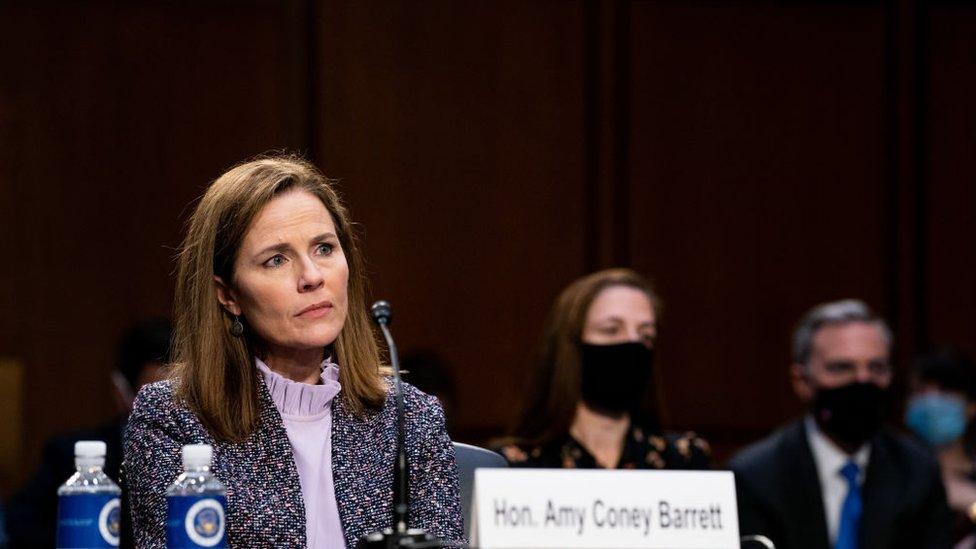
[74,440,107,458]
[182,444,213,468]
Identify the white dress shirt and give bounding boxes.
[804,415,871,545]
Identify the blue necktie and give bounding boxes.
[835,461,862,549]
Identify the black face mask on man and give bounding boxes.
[579,342,654,416]
[811,382,889,448]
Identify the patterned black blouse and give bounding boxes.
[496,425,711,470]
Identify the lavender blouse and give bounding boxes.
[255,357,344,549]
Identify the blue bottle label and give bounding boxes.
[166,495,227,548]
[56,494,121,548]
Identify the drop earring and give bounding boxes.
[230,315,244,338]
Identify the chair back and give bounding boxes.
[452,442,508,538]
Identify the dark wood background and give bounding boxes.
[1,0,973,495]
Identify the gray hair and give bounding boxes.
[791,299,893,365]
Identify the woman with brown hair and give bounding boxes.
[496,268,710,470]
[123,155,463,547]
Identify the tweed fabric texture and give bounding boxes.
[124,376,464,548]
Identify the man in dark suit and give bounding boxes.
[730,299,951,549]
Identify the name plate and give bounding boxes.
[471,468,739,548]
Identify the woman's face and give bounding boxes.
[581,285,656,348]
[215,189,349,355]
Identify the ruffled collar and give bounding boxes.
[255,356,341,417]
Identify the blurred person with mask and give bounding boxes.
[4,319,171,547]
[495,268,710,470]
[731,299,951,549]
[905,348,976,545]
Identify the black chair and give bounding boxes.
[452,442,508,538]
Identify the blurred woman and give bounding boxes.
[124,156,463,547]
[496,268,710,469]
[906,348,976,546]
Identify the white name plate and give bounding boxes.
[471,468,739,548]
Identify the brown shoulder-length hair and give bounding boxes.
[510,268,664,446]
[170,154,386,443]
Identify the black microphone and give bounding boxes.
[358,300,443,549]
[371,300,393,326]
[373,300,409,532]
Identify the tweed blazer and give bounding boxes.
[123,376,464,548]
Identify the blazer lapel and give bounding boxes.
[783,421,831,549]
[859,434,901,548]
[215,379,306,546]
[331,394,395,547]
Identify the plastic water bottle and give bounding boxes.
[166,444,227,548]
[56,440,122,548]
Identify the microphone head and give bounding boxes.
[370,300,393,326]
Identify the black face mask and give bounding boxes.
[812,382,889,448]
[579,342,654,416]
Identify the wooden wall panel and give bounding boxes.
[1,0,974,490]
[626,2,889,443]
[314,1,588,437]
[923,4,976,354]
[0,1,307,488]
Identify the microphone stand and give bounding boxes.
[357,301,461,549]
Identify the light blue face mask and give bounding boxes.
[905,392,968,447]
